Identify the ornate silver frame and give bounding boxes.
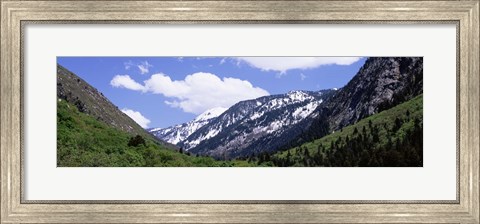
[1,1,478,223]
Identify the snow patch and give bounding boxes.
[292,100,322,119]
[194,107,227,122]
[149,107,226,145]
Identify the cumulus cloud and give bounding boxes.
[121,108,151,128]
[146,72,269,114]
[235,57,362,73]
[110,75,146,91]
[110,72,269,114]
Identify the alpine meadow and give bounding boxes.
[57,57,423,167]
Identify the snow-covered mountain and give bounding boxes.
[149,90,335,158]
[149,107,227,144]
[179,89,336,158]
[149,58,423,160]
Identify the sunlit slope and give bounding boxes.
[270,95,423,167]
[57,99,254,167]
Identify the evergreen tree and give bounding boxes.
[128,135,146,147]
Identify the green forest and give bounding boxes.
[257,95,423,167]
[58,94,422,167]
[57,99,255,167]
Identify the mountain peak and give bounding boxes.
[194,107,228,122]
[286,90,311,102]
[149,107,227,145]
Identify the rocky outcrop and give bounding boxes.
[316,57,423,131]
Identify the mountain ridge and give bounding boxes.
[298,57,423,146]
[149,107,227,145]
[321,57,423,131]
[57,64,145,135]
[57,64,173,148]
[178,89,336,158]
[269,94,423,167]
[149,57,423,159]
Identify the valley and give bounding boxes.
[57,57,423,167]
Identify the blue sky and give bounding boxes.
[57,57,367,128]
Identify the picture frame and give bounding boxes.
[1,0,478,223]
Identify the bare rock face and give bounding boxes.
[313,57,423,132]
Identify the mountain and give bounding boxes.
[319,57,422,130]
[57,98,255,167]
[167,57,423,160]
[57,64,255,167]
[57,56,423,166]
[269,94,423,167]
[179,90,336,159]
[299,57,423,144]
[149,107,227,144]
[57,64,175,148]
[57,64,148,137]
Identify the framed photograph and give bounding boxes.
[56,56,423,168]
[1,0,478,223]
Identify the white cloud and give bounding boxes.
[137,61,152,74]
[124,61,153,74]
[235,57,362,73]
[111,72,269,114]
[121,108,151,128]
[110,75,146,91]
[145,72,269,114]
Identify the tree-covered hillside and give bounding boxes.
[254,95,423,167]
[57,99,254,167]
